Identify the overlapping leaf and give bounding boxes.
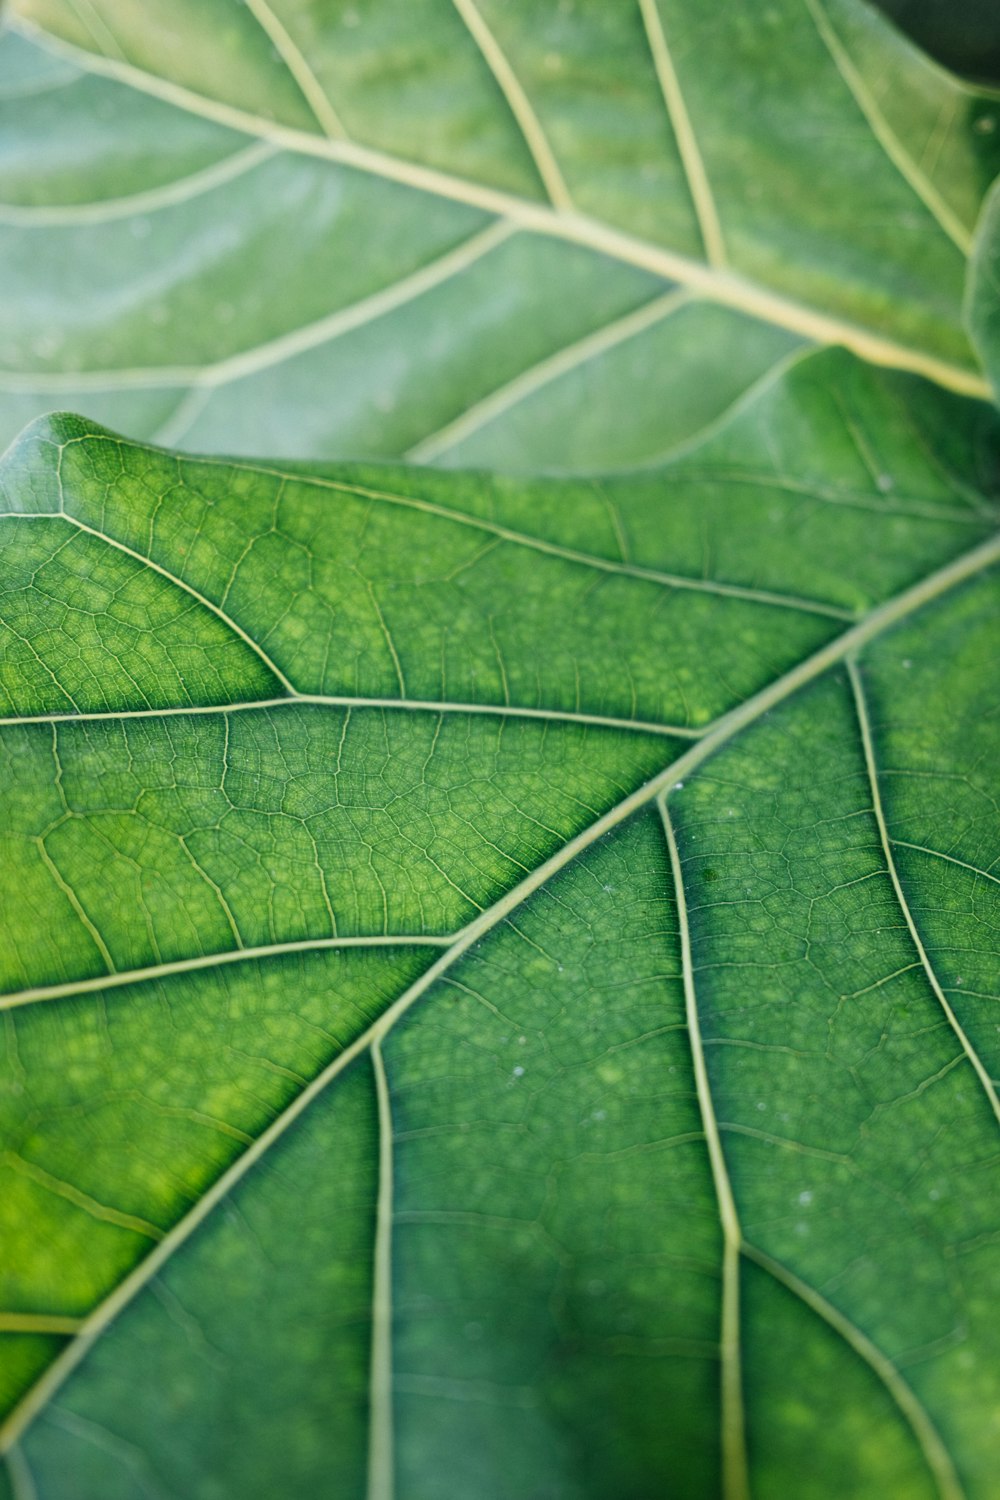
[1,0,999,468]
[0,346,998,1497]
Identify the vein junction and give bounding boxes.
[1,526,996,1466]
[1,14,992,401]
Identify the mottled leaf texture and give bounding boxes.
[1,0,1000,469]
[0,345,998,1499]
[970,177,1000,401]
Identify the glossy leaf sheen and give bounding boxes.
[1,0,999,468]
[0,347,998,1498]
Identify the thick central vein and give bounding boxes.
[1,525,996,1456]
[7,16,990,401]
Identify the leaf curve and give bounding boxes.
[2,0,999,468]
[0,346,998,1497]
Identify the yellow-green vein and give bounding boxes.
[2,525,997,1457]
[660,796,748,1500]
[848,658,1000,1124]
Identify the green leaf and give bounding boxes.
[0,347,998,1496]
[969,177,1000,399]
[2,0,999,467]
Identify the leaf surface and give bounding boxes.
[1,0,999,466]
[0,348,998,1497]
[969,177,1000,400]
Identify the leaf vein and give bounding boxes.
[742,1243,965,1500]
[801,0,971,253]
[848,659,1000,1125]
[660,795,748,1500]
[6,15,988,399]
[637,0,726,266]
[367,1042,396,1500]
[449,0,573,211]
[241,0,347,140]
[406,287,694,463]
[1,528,996,1456]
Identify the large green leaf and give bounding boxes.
[0,347,998,1496]
[2,0,999,468]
